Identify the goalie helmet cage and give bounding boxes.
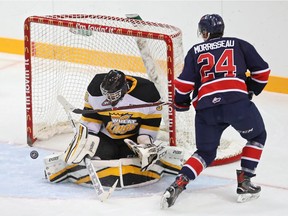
[24,14,241,166]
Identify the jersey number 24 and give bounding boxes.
[198,49,236,83]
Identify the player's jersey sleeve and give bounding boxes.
[174,51,197,106]
[239,39,270,95]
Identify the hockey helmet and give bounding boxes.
[198,14,225,40]
[100,69,128,106]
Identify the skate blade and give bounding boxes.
[160,191,170,210]
[237,192,260,203]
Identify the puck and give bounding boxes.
[30,150,39,159]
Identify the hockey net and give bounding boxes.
[24,14,242,165]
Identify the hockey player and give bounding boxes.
[160,14,270,209]
[67,69,162,169]
[44,69,184,188]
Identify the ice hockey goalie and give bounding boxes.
[43,70,186,188]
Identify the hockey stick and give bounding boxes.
[57,95,170,115]
[58,95,118,202]
[85,157,118,201]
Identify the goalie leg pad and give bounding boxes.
[64,123,100,164]
[158,145,186,175]
[44,152,68,183]
[44,153,89,184]
[158,145,185,161]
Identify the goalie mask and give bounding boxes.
[198,14,224,41]
[100,70,128,106]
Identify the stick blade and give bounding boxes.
[99,179,119,202]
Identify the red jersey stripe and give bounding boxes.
[251,68,270,83]
[175,78,195,94]
[198,78,247,101]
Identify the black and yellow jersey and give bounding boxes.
[80,73,162,140]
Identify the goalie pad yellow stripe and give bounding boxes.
[159,159,182,171]
[48,164,79,182]
[70,126,85,158]
[75,165,161,184]
[64,124,86,163]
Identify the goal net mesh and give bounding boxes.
[25,14,242,165]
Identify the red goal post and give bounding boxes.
[24,14,242,166]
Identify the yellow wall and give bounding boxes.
[265,76,288,94]
[1,37,287,94]
[0,37,24,55]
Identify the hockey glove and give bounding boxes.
[124,138,158,171]
[245,76,254,100]
[248,91,254,100]
[174,101,190,112]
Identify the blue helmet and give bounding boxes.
[198,14,225,39]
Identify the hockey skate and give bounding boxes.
[236,170,261,203]
[160,174,189,209]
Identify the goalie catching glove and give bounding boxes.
[64,123,99,164]
[124,135,158,171]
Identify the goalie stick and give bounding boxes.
[85,157,118,201]
[58,95,118,202]
[57,95,170,115]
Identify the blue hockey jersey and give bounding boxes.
[174,37,270,110]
